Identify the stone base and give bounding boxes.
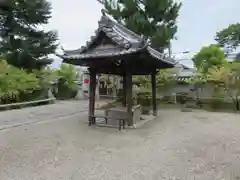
[181,108,193,112]
[95,114,157,129]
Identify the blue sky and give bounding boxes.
[46,0,240,68]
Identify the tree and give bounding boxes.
[215,23,240,54]
[99,0,181,51]
[207,62,240,110]
[0,60,40,103]
[192,44,228,73]
[57,64,79,91]
[33,67,58,90]
[156,68,176,93]
[0,0,58,70]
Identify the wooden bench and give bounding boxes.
[106,105,141,125]
[90,115,127,131]
[0,98,56,111]
[91,105,141,130]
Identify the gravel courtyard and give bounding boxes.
[1,104,240,179]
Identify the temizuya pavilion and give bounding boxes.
[58,10,175,126]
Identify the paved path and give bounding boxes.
[1,106,240,179]
[0,100,108,130]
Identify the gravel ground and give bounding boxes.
[1,107,240,180]
[0,100,109,130]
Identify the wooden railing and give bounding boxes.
[0,98,56,111]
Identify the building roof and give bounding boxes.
[61,10,172,63]
[58,10,174,75]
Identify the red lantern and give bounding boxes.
[84,79,89,84]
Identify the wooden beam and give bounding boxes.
[126,71,133,126]
[88,69,97,126]
[151,72,157,116]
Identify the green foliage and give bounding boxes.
[192,44,228,73]
[100,0,181,51]
[156,68,176,92]
[137,75,151,89]
[33,67,57,90]
[215,23,240,54]
[0,60,40,103]
[0,0,58,70]
[206,62,240,110]
[186,70,207,86]
[57,63,79,91]
[54,63,79,99]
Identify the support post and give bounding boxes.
[126,71,133,126]
[88,69,96,126]
[151,72,157,116]
[122,74,127,107]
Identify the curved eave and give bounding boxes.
[57,45,147,61]
[146,47,175,68]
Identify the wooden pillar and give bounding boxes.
[88,69,96,126]
[151,72,157,116]
[122,75,127,107]
[126,71,133,126]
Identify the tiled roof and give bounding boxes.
[59,10,174,66]
[176,76,191,82]
[60,46,147,60]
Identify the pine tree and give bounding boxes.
[98,0,181,52]
[0,0,58,70]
